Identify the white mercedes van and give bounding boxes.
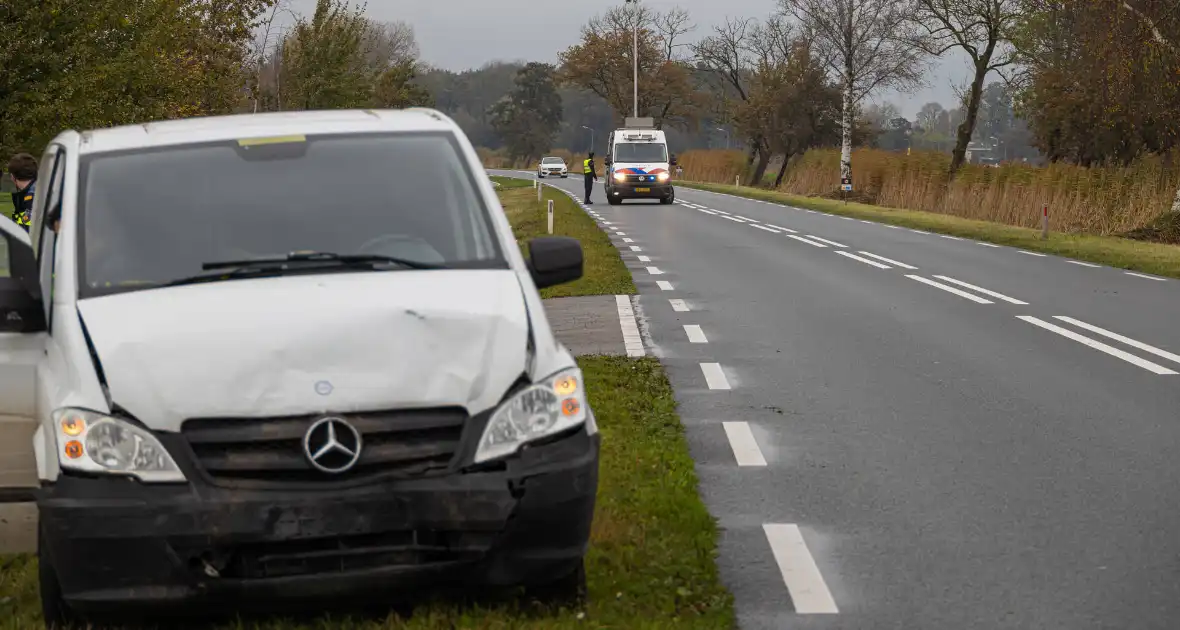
[0,109,600,627]
[603,118,677,205]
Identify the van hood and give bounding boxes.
[612,163,670,175]
[75,270,530,432]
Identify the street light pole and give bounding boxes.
[581,125,595,152]
[625,0,638,118]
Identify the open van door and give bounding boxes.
[0,215,46,502]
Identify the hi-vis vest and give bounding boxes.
[14,181,33,229]
[583,159,593,174]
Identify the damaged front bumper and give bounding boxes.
[38,422,599,615]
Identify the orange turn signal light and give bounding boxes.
[64,441,84,459]
[561,398,580,416]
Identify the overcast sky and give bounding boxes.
[285,0,973,118]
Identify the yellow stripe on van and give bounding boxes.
[237,135,306,147]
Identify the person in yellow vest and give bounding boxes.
[7,153,37,231]
[582,151,598,205]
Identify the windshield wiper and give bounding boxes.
[163,252,443,288]
[201,251,444,271]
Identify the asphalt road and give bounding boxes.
[493,170,1180,630]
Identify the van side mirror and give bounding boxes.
[527,237,583,289]
[0,219,45,333]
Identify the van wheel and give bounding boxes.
[607,196,622,206]
[526,559,587,606]
[660,194,674,204]
[39,524,81,629]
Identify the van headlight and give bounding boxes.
[613,172,626,182]
[475,367,588,463]
[657,172,670,182]
[52,409,186,482]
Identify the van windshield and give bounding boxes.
[77,132,505,298]
[613,142,667,163]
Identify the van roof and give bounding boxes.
[76,109,457,155]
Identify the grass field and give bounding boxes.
[498,186,636,298]
[489,175,533,189]
[680,181,1180,279]
[0,357,734,630]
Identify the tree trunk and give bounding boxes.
[773,152,793,189]
[950,60,990,176]
[840,78,853,191]
[746,144,758,168]
[749,147,771,186]
[1171,182,1180,213]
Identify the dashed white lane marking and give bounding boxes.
[722,216,746,223]
[766,224,797,233]
[615,295,645,358]
[752,224,781,234]
[722,422,767,467]
[1067,260,1100,268]
[623,238,634,243]
[669,298,689,312]
[763,524,839,614]
[630,246,642,252]
[835,251,891,269]
[840,216,854,221]
[1126,271,1167,281]
[731,214,755,221]
[939,234,963,241]
[805,210,817,214]
[700,363,732,389]
[1053,316,1180,365]
[1017,316,1177,375]
[805,235,847,248]
[906,275,994,304]
[859,220,873,224]
[788,235,829,248]
[1018,250,1047,257]
[637,255,651,262]
[657,280,674,291]
[615,232,626,236]
[976,242,1001,248]
[911,229,931,234]
[885,224,902,229]
[684,324,708,343]
[603,221,613,225]
[646,266,664,275]
[858,251,917,269]
[932,275,1028,305]
[697,208,719,215]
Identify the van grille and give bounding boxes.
[181,409,467,486]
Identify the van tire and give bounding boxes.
[607,196,622,205]
[526,558,587,606]
[39,524,81,629]
[660,194,674,204]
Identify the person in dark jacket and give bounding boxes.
[7,153,37,231]
[582,152,598,205]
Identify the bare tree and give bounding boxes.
[908,0,1022,175]
[363,19,419,68]
[780,0,924,191]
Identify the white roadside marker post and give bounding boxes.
[547,199,554,234]
[1041,203,1048,240]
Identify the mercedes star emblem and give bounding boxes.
[302,416,363,474]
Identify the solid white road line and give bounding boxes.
[1066,260,1100,268]
[788,235,829,248]
[906,275,994,304]
[684,324,708,343]
[858,251,917,269]
[630,245,642,252]
[763,524,839,614]
[615,295,645,358]
[767,224,797,233]
[752,224,781,234]
[1126,272,1167,281]
[646,266,664,275]
[657,280,674,291]
[722,422,767,467]
[669,298,689,312]
[700,363,731,389]
[1017,316,1177,375]
[835,251,891,269]
[623,238,634,243]
[1053,316,1180,365]
[1018,250,1047,257]
[976,242,1001,248]
[805,235,848,248]
[932,275,1028,305]
[637,255,651,262]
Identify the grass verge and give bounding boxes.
[679,181,1180,279]
[489,175,533,189]
[499,186,636,298]
[0,357,734,630]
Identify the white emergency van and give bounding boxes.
[602,117,677,205]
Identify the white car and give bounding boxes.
[0,108,599,626]
[537,156,568,178]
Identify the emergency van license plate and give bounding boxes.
[635,187,650,192]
